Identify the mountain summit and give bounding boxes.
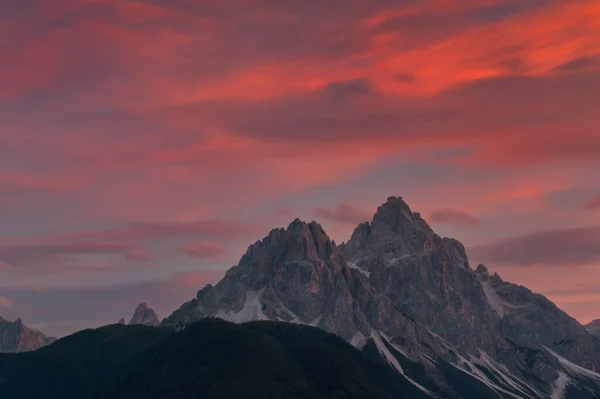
[163,197,600,399]
[129,303,160,327]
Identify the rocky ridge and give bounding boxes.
[586,320,600,339]
[0,317,56,353]
[163,196,600,399]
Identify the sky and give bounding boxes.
[0,0,599,337]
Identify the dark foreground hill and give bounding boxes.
[0,318,432,399]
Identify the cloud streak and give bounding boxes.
[314,202,372,225]
[429,209,480,227]
[469,226,600,266]
[583,196,600,210]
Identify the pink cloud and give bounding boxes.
[178,242,227,259]
[584,196,600,210]
[0,261,15,272]
[170,270,225,288]
[469,225,600,266]
[0,295,12,309]
[314,202,372,225]
[429,209,480,227]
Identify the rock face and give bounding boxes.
[586,320,600,338]
[118,318,125,325]
[0,317,56,353]
[163,196,600,398]
[129,303,160,327]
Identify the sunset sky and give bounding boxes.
[1,0,599,337]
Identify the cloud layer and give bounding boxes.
[1,0,600,331]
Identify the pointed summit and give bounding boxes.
[372,196,434,237]
[245,218,339,266]
[129,303,160,327]
[340,196,440,268]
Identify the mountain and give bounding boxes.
[0,317,56,353]
[163,196,600,399]
[129,303,160,327]
[586,320,600,338]
[0,319,431,399]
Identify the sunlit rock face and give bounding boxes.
[129,303,160,327]
[0,317,56,353]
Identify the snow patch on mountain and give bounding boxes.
[481,280,506,318]
[475,351,541,398]
[215,290,268,323]
[346,261,370,277]
[371,332,439,397]
[544,346,600,382]
[550,371,571,399]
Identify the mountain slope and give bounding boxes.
[164,196,600,399]
[0,317,56,353]
[585,320,600,339]
[0,319,431,399]
[340,197,600,398]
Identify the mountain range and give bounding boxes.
[2,196,600,398]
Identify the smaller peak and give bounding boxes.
[15,318,23,326]
[129,302,160,327]
[475,264,489,274]
[491,272,503,284]
[118,318,125,325]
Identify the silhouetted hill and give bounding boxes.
[0,319,431,399]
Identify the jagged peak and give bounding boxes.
[372,196,433,235]
[129,302,159,327]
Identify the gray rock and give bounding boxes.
[163,196,600,398]
[129,303,160,327]
[0,317,56,353]
[586,319,600,338]
[341,196,600,396]
[118,318,126,325]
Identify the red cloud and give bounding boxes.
[1,0,600,332]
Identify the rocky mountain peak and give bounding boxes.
[163,196,600,398]
[372,196,433,237]
[340,196,441,271]
[475,264,492,283]
[242,218,340,269]
[0,317,56,353]
[129,303,160,327]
